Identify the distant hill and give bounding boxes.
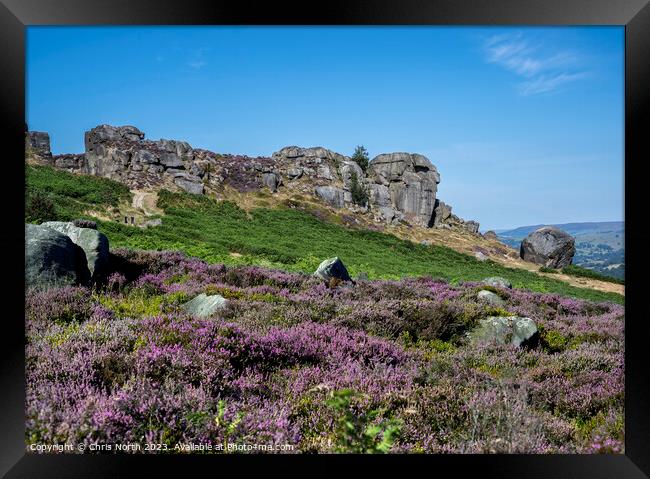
[496,221,624,280]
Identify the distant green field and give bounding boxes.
[26,164,624,304]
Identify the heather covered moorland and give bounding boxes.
[24,25,625,456]
[26,249,624,453]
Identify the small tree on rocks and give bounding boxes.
[350,171,369,207]
[351,146,369,173]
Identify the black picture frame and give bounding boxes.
[1,0,648,477]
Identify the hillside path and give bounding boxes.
[131,190,163,217]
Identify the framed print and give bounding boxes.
[1,0,649,477]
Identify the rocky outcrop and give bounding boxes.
[432,200,452,227]
[174,176,204,195]
[42,221,109,281]
[29,125,481,233]
[520,227,575,268]
[272,146,347,182]
[25,224,89,289]
[367,153,440,228]
[431,200,480,234]
[25,131,52,161]
[82,125,204,192]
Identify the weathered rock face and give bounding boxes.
[52,153,85,170]
[25,224,90,289]
[74,125,278,194]
[174,176,204,195]
[430,200,480,234]
[314,257,353,283]
[432,200,452,227]
[520,227,576,268]
[339,160,364,190]
[82,124,204,192]
[25,131,52,161]
[272,146,347,184]
[41,221,109,281]
[29,125,481,233]
[470,316,538,348]
[367,153,440,227]
[315,186,345,209]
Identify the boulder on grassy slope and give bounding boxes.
[42,221,109,281]
[314,257,353,283]
[25,224,90,289]
[520,226,576,269]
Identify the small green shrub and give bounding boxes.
[539,327,571,353]
[25,191,57,223]
[539,266,559,274]
[326,389,400,453]
[214,400,244,451]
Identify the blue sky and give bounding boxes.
[26,26,624,230]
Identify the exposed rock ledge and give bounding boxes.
[26,125,480,233]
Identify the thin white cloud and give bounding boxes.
[187,47,211,70]
[518,72,588,96]
[188,60,207,69]
[483,32,587,96]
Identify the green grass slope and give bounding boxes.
[26,164,623,304]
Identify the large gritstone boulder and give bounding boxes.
[25,224,90,289]
[314,257,353,283]
[367,153,440,227]
[41,221,110,281]
[520,226,576,268]
[84,125,145,177]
